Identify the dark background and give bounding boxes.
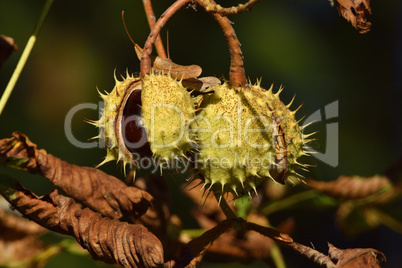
[0,0,401,267]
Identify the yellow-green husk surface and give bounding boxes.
[141,72,196,163]
[192,82,311,196]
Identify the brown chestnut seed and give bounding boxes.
[121,88,152,157]
[89,74,147,171]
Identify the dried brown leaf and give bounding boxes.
[328,243,386,268]
[0,34,18,68]
[0,132,153,220]
[182,76,221,92]
[134,43,202,79]
[1,182,164,268]
[306,175,393,201]
[200,0,259,16]
[334,0,372,33]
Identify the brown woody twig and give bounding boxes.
[208,7,246,86]
[142,0,167,59]
[140,0,191,77]
[140,0,247,86]
[288,242,337,268]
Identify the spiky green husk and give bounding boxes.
[141,72,195,162]
[242,84,308,174]
[193,82,310,196]
[89,72,142,168]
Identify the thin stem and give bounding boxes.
[197,0,246,86]
[175,219,233,267]
[246,222,293,243]
[0,0,53,116]
[6,244,62,268]
[142,0,167,59]
[270,243,286,268]
[261,190,319,216]
[214,191,237,219]
[140,0,247,87]
[287,242,336,268]
[210,12,246,86]
[367,208,402,233]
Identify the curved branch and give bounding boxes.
[140,0,191,77]
[140,0,246,86]
[208,9,246,86]
[287,242,336,268]
[142,0,167,58]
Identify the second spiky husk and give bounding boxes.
[192,82,313,197]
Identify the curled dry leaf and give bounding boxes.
[333,0,372,33]
[328,243,386,268]
[0,180,164,268]
[182,76,221,92]
[134,43,202,79]
[199,0,259,16]
[306,175,393,202]
[0,132,153,220]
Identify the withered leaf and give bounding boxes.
[328,243,386,268]
[182,76,221,92]
[134,43,202,79]
[0,179,164,268]
[306,175,393,201]
[333,0,372,33]
[0,132,153,221]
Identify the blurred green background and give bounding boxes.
[0,0,401,267]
